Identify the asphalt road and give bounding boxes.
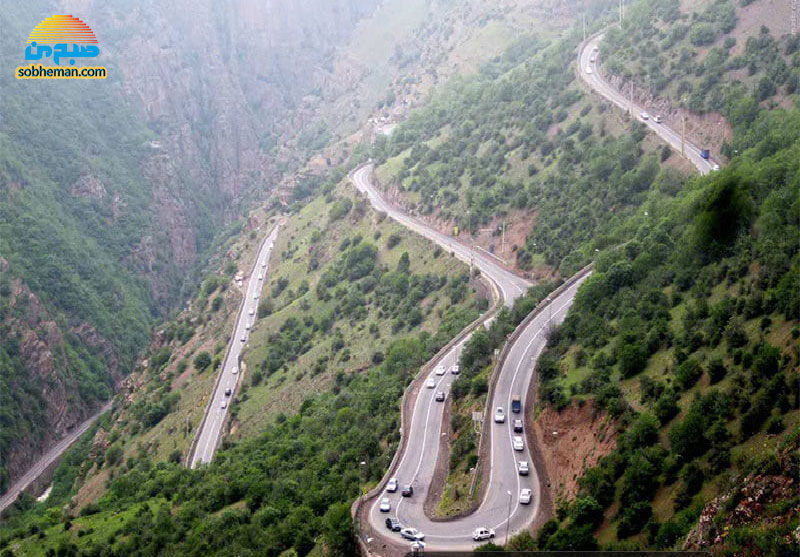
[579,33,718,175]
[352,166,531,307]
[353,165,589,550]
[190,222,281,468]
[0,401,112,514]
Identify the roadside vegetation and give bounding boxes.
[528,104,799,552]
[0,168,485,555]
[372,23,684,277]
[233,179,483,437]
[602,0,800,140]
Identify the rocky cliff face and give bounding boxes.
[0,261,118,482]
[1,0,380,491]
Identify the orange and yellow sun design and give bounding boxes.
[27,15,98,44]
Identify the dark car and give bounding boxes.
[224,388,232,396]
[385,518,402,532]
[401,485,413,497]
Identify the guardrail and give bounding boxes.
[470,263,594,504]
[350,266,503,557]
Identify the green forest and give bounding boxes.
[0,0,798,555]
[528,106,799,553]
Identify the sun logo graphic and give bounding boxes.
[16,15,107,79]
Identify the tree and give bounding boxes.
[669,410,707,461]
[618,342,648,378]
[105,445,123,467]
[626,413,660,448]
[322,503,356,557]
[397,251,410,273]
[258,299,273,318]
[691,172,754,261]
[570,496,604,527]
[193,352,212,371]
[617,501,652,538]
[543,523,598,550]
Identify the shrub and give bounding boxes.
[193,351,212,371]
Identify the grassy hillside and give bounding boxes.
[602,0,800,115]
[0,167,485,555]
[372,25,688,278]
[600,0,800,153]
[233,181,482,438]
[527,104,799,554]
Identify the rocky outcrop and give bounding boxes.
[685,474,798,551]
[2,278,116,483]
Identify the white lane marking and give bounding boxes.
[193,226,280,465]
[372,336,467,520]
[490,294,574,534]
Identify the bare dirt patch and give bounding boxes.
[532,400,617,504]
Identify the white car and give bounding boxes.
[712,163,720,171]
[518,461,530,476]
[593,45,599,52]
[513,436,524,451]
[472,527,495,541]
[410,541,426,551]
[654,115,663,124]
[248,309,255,316]
[426,377,436,389]
[590,56,596,63]
[435,391,446,402]
[435,365,446,376]
[258,274,263,281]
[494,407,505,423]
[379,497,391,512]
[401,528,424,541]
[640,111,650,120]
[220,400,227,409]
[585,67,593,74]
[386,478,398,493]
[245,322,251,330]
[520,488,532,505]
[253,293,259,300]
[450,363,460,375]
[240,334,247,342]
[232,366,238,375]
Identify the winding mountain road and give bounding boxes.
[190,222,281,467]
[579,33,718,175]
[353,166,530,307]
[353,166,590,551]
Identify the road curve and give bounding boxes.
[352,166,530,307]
[0,401,112,515]
[578,33,717,175]
[353,166,589,550]
[190,222,281,468]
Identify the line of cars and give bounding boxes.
[382,477,424,544]
[379,359,464,548]
[226,252,270,408]
[380,384,534,548]
[494,396,535,502]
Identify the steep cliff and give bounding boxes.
[0,0,380,491]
